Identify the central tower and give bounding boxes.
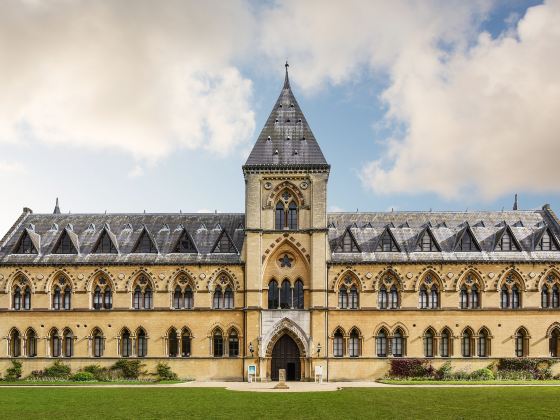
[242,64,330,380]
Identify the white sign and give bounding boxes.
[247,364,257,383]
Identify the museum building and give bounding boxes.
[1,65,560,381]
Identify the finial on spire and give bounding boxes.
[53,197,61,214]
[513,193,519,211]
[283,60,290,88]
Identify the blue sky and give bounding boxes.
[0,0,559,235]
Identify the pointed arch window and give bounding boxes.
[131,275,152,310]
[512,285,520,309]
[338,287,348,309]
[50,329,61,358]
[348,329,360,357]
[275,202,285,230]
[23,287,31,310]
[120,329,132,357]
[92,277,112,310]
[424,329,435,357]
[137,329,147,357]
[288,202,298,230]
[228,330,239,357]
[268,280,279,309]
[275,198,298,230]
[9,329,21,357]
[280,280,292,309]
[390,285,399,309]
[376,329,388,357]
[294,280,304,309]
[549,327,560,357]
[92,329,104,357]
[440,329,452,357]
[168,329,178,357]
[213,286,223,309]
[181,329,192,357]
[515,328,529,357]
[459,276,480,309]
[392,329,405,357]
[461,329,474,357]
[419,276,439,309]
[478,328,491,357]
[13,286,22,310]
[26,329,37,357]
[378,286,388,309]
[224,286,234,309]
[419,285,428,309]
[213,330,224,357]
[333,329,344,357]
[63,329,73,357]
[349,285,359,309]
[339,276,359,309]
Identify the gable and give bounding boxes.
[334,229,361,253]
[375,228,400,252]
[13,230,38,255]
[494,226,521,251]
[92,229,118,254]
[52,230,78,254]
[212,230,237,253]
[454,226,481,252]
[133,229,158,254]
[535,228,560,251]
[174,230,198,253]
[415,228,440,252]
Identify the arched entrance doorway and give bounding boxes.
[271,334,301,381]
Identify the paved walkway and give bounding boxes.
[3,381,560,392]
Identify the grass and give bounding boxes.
[380,379,560,385]
[1,387,560,419]
[0,379,183,386]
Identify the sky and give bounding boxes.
[0,0,559,235]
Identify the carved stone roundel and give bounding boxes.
[300,181,309,190]
[264,182,273,190]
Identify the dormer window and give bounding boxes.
[14,230,37,254]
[53,230,78,254]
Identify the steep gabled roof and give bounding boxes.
[494,225,522,251]
[243,63,329,170]
[52,228,79,255]
[375,227,401,252]
[173,229,198,254]
[333,228,361,253]
[13,228,40,255]
[211,229,238,254]
[414,226,441,252]
[92,227,119,254]
[534,227,560,251]
[454,224,481,252]
[132,227,158,254]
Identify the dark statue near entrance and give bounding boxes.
[271,334,301,381]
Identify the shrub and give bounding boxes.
[71,371,95,382]
[388,359,434,379]
[496,370,534,381]
[497,358,556,380]
[43,360,72,379]
[111,360,145,380]
[83,364,111,381]
[155,362,178,381]
[5,360,23,381]
[434,361,453,380]
[469,368,494,381]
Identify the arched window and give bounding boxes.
[63,329,73,357]
[224,286,234,309]
[460,285,468,309]
[121,329,132,357]
[184,287,193,309]
[9,329,21,357]
[50,329,61,357]
[501,285,509,308]
[461,328,474,357]
[294,280,304,309]
[13,286,21,310]
[288,202,298,230]
[348,329,360,357]
[549,327,560,357]
[430,285,439,308]
[173,286,182,309]
[268,280,279,309]
[511,285,520,309]
[542,286,550,308]
[419,285,428,309]
[515,328,529,357]
[553,285,560,308]
[392,329,405,357]
[172,278,195,310]
[63,286,71,310]
[471,284,479,309]
[424,329,435,357]
[213,330,224,357]
[478,328,490,357]
[92,329,104,357]
[338,287,348,309]
[92,276,112,310]
[53,286,62,310]
[213,286,223,309]
[378,286,388,309]
[376,329,388,357]
[137,328,147,357]
[26,329,37,357]
[131,275,153,310]
[440,328,452,357]
[181,329,191,357]
[23,287,31,310]
[349,285,359,309]
[228,330,239,357]
[333,329,344,357]
[280,280,292,309]
[390,285,399,309]
[168,328,178,357]
[275,201,285,230]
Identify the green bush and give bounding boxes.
[83,364,111,381]
[497,358,557,380]
[71,371,96,382]
[469,368,494,381]
[43,360,72,379]
[155,362,178,381]
[496,370,534,381]
[5,360,23,381]
[111,360,145,380]
[435,361,453,380]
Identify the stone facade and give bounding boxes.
[1,67,560,381]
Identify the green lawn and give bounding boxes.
[380,379,560,385]
[0,387,559,419]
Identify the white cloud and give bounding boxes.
[0,161,24,174]
[0,0,256,162]
[361,1,560,200]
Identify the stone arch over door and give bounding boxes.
[264,320,309,382]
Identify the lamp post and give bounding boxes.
[249,342,254,358]
[316,342,321,357]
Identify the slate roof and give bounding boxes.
[243,63,329,170]
[0,212,244,265]
[327,207,560,263]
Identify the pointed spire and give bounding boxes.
[53,197,61,214]
[513,193,519,210]
[243,62,329,170]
